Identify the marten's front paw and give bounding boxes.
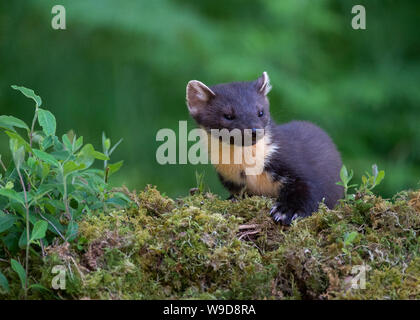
[227,194,239,202]
[269,203,301,225]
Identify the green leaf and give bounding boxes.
[10,140,25,169]
[108,160,124,176]
[5,181,14,189]
[32,149,60,167]
[0,214,18,233]
[2,231,19,252]
[0,115,29,132]
[41,135,54,150]
[29,283,50,293]
[29,184,55,206]
[52,136,64,151]
[104,138,111,151]
[375,170,385,186]
[348,169,353,181]
[113,192,131,203]
[11,85,42,107]
[37,108,56,136]
[74,136,83,152]
[92,150,109,161]
[18,228,29,249]
[44,199,66,214]
[344,231,358,246]
[102,132,108,150]
[80,143,109,161]
[27,156,37,169]
[63,161,86,176]
[76,144,99,168]
[40,162,50,179]
[106,197,127,207]
[0,271,10,293]
[11,259,26,289]
[64,160,86,174]
[340,165,348,183]
[62,134,73,152]
[30,220,48,242]
[65,221,78,241]
[362,175,367,185]
[51,150,71,161]
[0,188,25,205]
[5,131,32,153]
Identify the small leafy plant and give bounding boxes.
[0,85,130,297]
[341,231,358,255]
[359,164,385,194]
[195,171,206,194]
[337,165,358,200]
[337,164,385,200]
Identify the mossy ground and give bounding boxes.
[1,186,419,299]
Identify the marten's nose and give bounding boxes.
[251,128,257,142]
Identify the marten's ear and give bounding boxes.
[256,71,272,96]
[186,80,215,115]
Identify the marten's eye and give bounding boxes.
[258,110,264,117]
[224,114,235,120]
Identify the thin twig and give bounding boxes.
[238,230,260,240]
[238,224,259,230]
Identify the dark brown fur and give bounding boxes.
[186,72,343,225]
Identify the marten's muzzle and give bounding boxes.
[215,128,265,146]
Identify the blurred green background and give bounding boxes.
[1,0,419,199]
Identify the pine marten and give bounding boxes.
[186,72,343,225]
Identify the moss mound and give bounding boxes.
[2,186,419,299]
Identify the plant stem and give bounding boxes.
[58,164,71,221]
[40,239,45,257]
[63,174,71,220]
[0,156,7,172]
[39,212,66,242]
[17,168,30,299]
[29,107,38,149]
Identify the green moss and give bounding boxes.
[2,187,419,299]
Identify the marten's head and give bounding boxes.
[186,72,272,145]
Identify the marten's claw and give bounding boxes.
[270,205,299,225]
